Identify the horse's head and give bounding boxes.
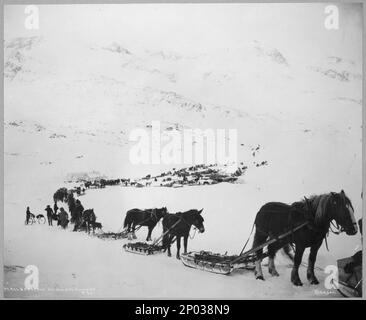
[193,209,205,233]
[154,207,168,220]
[160,207,168,217]
[329,190,358,235]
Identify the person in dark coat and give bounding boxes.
[25,207,32,225]
[45,205,54,226]
[58,207,69,229]
[73,199,84,231]
[53,202,58,215]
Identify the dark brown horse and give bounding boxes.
[162,209,205,259]
[252,190,358,286]
[124,207,168,241]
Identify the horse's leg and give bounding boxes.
[253,230,266,280]
[128,223,134,240]
[291,244,305,286]
[283,244,294,262]
[307,240,322,285]
[167,236,172,257]
[133,223,137,239]
[146,226,152,241]
[268,243,280,277]
[183,236,188,254]
[176,237,181,260]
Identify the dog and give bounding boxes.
[92,221,103,231]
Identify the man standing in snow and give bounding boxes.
[45,205,54,226]
[73,199,84,231]
[25,207,32,225]
[58,207,69,229]
[53,202,58,215]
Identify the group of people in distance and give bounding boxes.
[25,201,78,229]
[43,203,69,228]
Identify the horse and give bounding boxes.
[252,190,358,286]
[82,209,97,233]
[124,207,168,241]
[162,209,205,259]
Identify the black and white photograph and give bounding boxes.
[2,2,363,299]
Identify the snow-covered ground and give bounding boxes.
[3,4,362,298]
[4,183,361,299]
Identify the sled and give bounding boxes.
[123,219,181,256]
[181,251,255,275]
[336,256,362,298]
[97,230,129,240]
[122,242,164,255]
[180,221,309,275]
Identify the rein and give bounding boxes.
[179,214,202,239]
[151,208,158,222]
[189,227,198,239]
[329,221,343,235]
[153,218,182,246]
[232,221,310,265]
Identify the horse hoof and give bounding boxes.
[176,256,181,260]
[310,278,319,285]
[269,270,279,277]
[255,275,265,281]
[292,280,303,286]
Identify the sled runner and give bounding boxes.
[181,221,309,275]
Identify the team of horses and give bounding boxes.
[123,190,358,287]
[51,188,358,287]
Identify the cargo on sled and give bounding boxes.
[181,251,256,275]
[123,218,182,255]
[122,229,165,255]
[122,227,165,255]
[122,242,164,255]
[96,229,129,240]
[335,255,362,298]
[181,221,309,275]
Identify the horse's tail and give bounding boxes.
[123,212,131,229]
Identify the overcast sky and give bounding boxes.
[4,3,362,63]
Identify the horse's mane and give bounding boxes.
[306,193,333,227]
[179,209,199,215]
[305,192,352,227]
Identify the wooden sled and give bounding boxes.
[123,242,164,255]
[181,251,255,275]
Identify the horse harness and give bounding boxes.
[155,214,198,246]
[287,198,346,251]
[150,208,158,223]
[239,202,314,255]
